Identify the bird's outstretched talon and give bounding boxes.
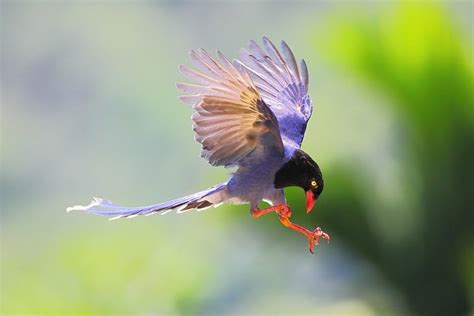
[308,228,320,253]
[307,227,330,253]
[276,210,328,253]
[316,227,330,243]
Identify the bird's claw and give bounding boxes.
[317,227,331,242]
[308,227,330,254]
[252,203,329,253]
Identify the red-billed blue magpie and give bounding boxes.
[68,37,329,253]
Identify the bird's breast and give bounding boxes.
[226,155,287,202]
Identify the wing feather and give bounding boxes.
[189,50,221,79]
[300,59,309,91]
[179,65,218,85]
[237,59,281,95]
[281,40,300,81]
[238,37,313,147]
[178,49,284,167]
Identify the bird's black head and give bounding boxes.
[274,149,323,213]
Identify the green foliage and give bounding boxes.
[309,3,474,315]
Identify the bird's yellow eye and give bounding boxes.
[311,180,318,188]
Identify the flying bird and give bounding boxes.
[67,37,329,253]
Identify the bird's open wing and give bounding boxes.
[177,49,284,167]
[236,37,312,148]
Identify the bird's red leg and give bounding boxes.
[251,204,329,253]
[251,205,284,218]
[276,205,329,253]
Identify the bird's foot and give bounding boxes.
[307,227,330,254]
[251,204,329,253]
[278,209,329,254]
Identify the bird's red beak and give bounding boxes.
[306,191,317,214]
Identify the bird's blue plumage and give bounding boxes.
[67,184,227,219]
[68,37,314,217]
[238,38,313,149]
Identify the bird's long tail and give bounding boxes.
[66,183,228,220]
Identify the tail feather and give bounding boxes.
[67,183,227,220]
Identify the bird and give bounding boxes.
[67,37,329,253]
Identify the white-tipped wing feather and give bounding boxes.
[178,49,284,167]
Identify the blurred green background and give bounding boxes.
[1,1,473,315]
